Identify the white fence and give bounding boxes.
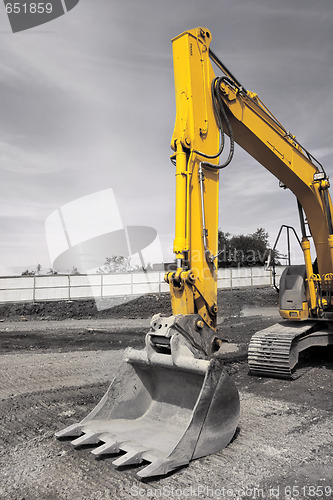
[0,267,285,304]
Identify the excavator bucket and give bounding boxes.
[56,314,240,478]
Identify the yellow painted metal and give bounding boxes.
[173,140,188,258]
[328,235,333,271]
[169,26,333,325]
[279,301,309,321]
[301,238,317,311]
[169,28,220,329]
[218,79,333,282]
[165,270,195,318]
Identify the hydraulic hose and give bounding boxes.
[193,76,235,170]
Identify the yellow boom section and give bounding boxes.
[217,78,333,299]
[221,83,333,266]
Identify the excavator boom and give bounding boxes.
[206,38,333,376]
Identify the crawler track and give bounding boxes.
[248,321,332,378]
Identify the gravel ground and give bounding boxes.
[0,288,332,500]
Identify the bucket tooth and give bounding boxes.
[91,440,120,456]
[55,423,83,439]
[137,458,174,479]
[71,431,100,447]
[113,450,144,467]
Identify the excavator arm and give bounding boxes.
[165,28,220,329]
[55,29,241,479]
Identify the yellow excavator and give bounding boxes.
[56,27,333,477]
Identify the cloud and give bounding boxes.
[0,0,332,274]
[0,139,62,174]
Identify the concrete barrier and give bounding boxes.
[0,267,285,303]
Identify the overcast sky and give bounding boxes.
[0,0,332,274]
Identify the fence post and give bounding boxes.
[101,273,103,299]
[68,275,71,300]
[230,268,233,290]
[251,267,253,288]
[33,275,36,302]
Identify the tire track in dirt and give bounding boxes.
[0,349,123,399]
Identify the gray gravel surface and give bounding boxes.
[1,289,332,500]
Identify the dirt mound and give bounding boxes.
[0,287,278,321]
